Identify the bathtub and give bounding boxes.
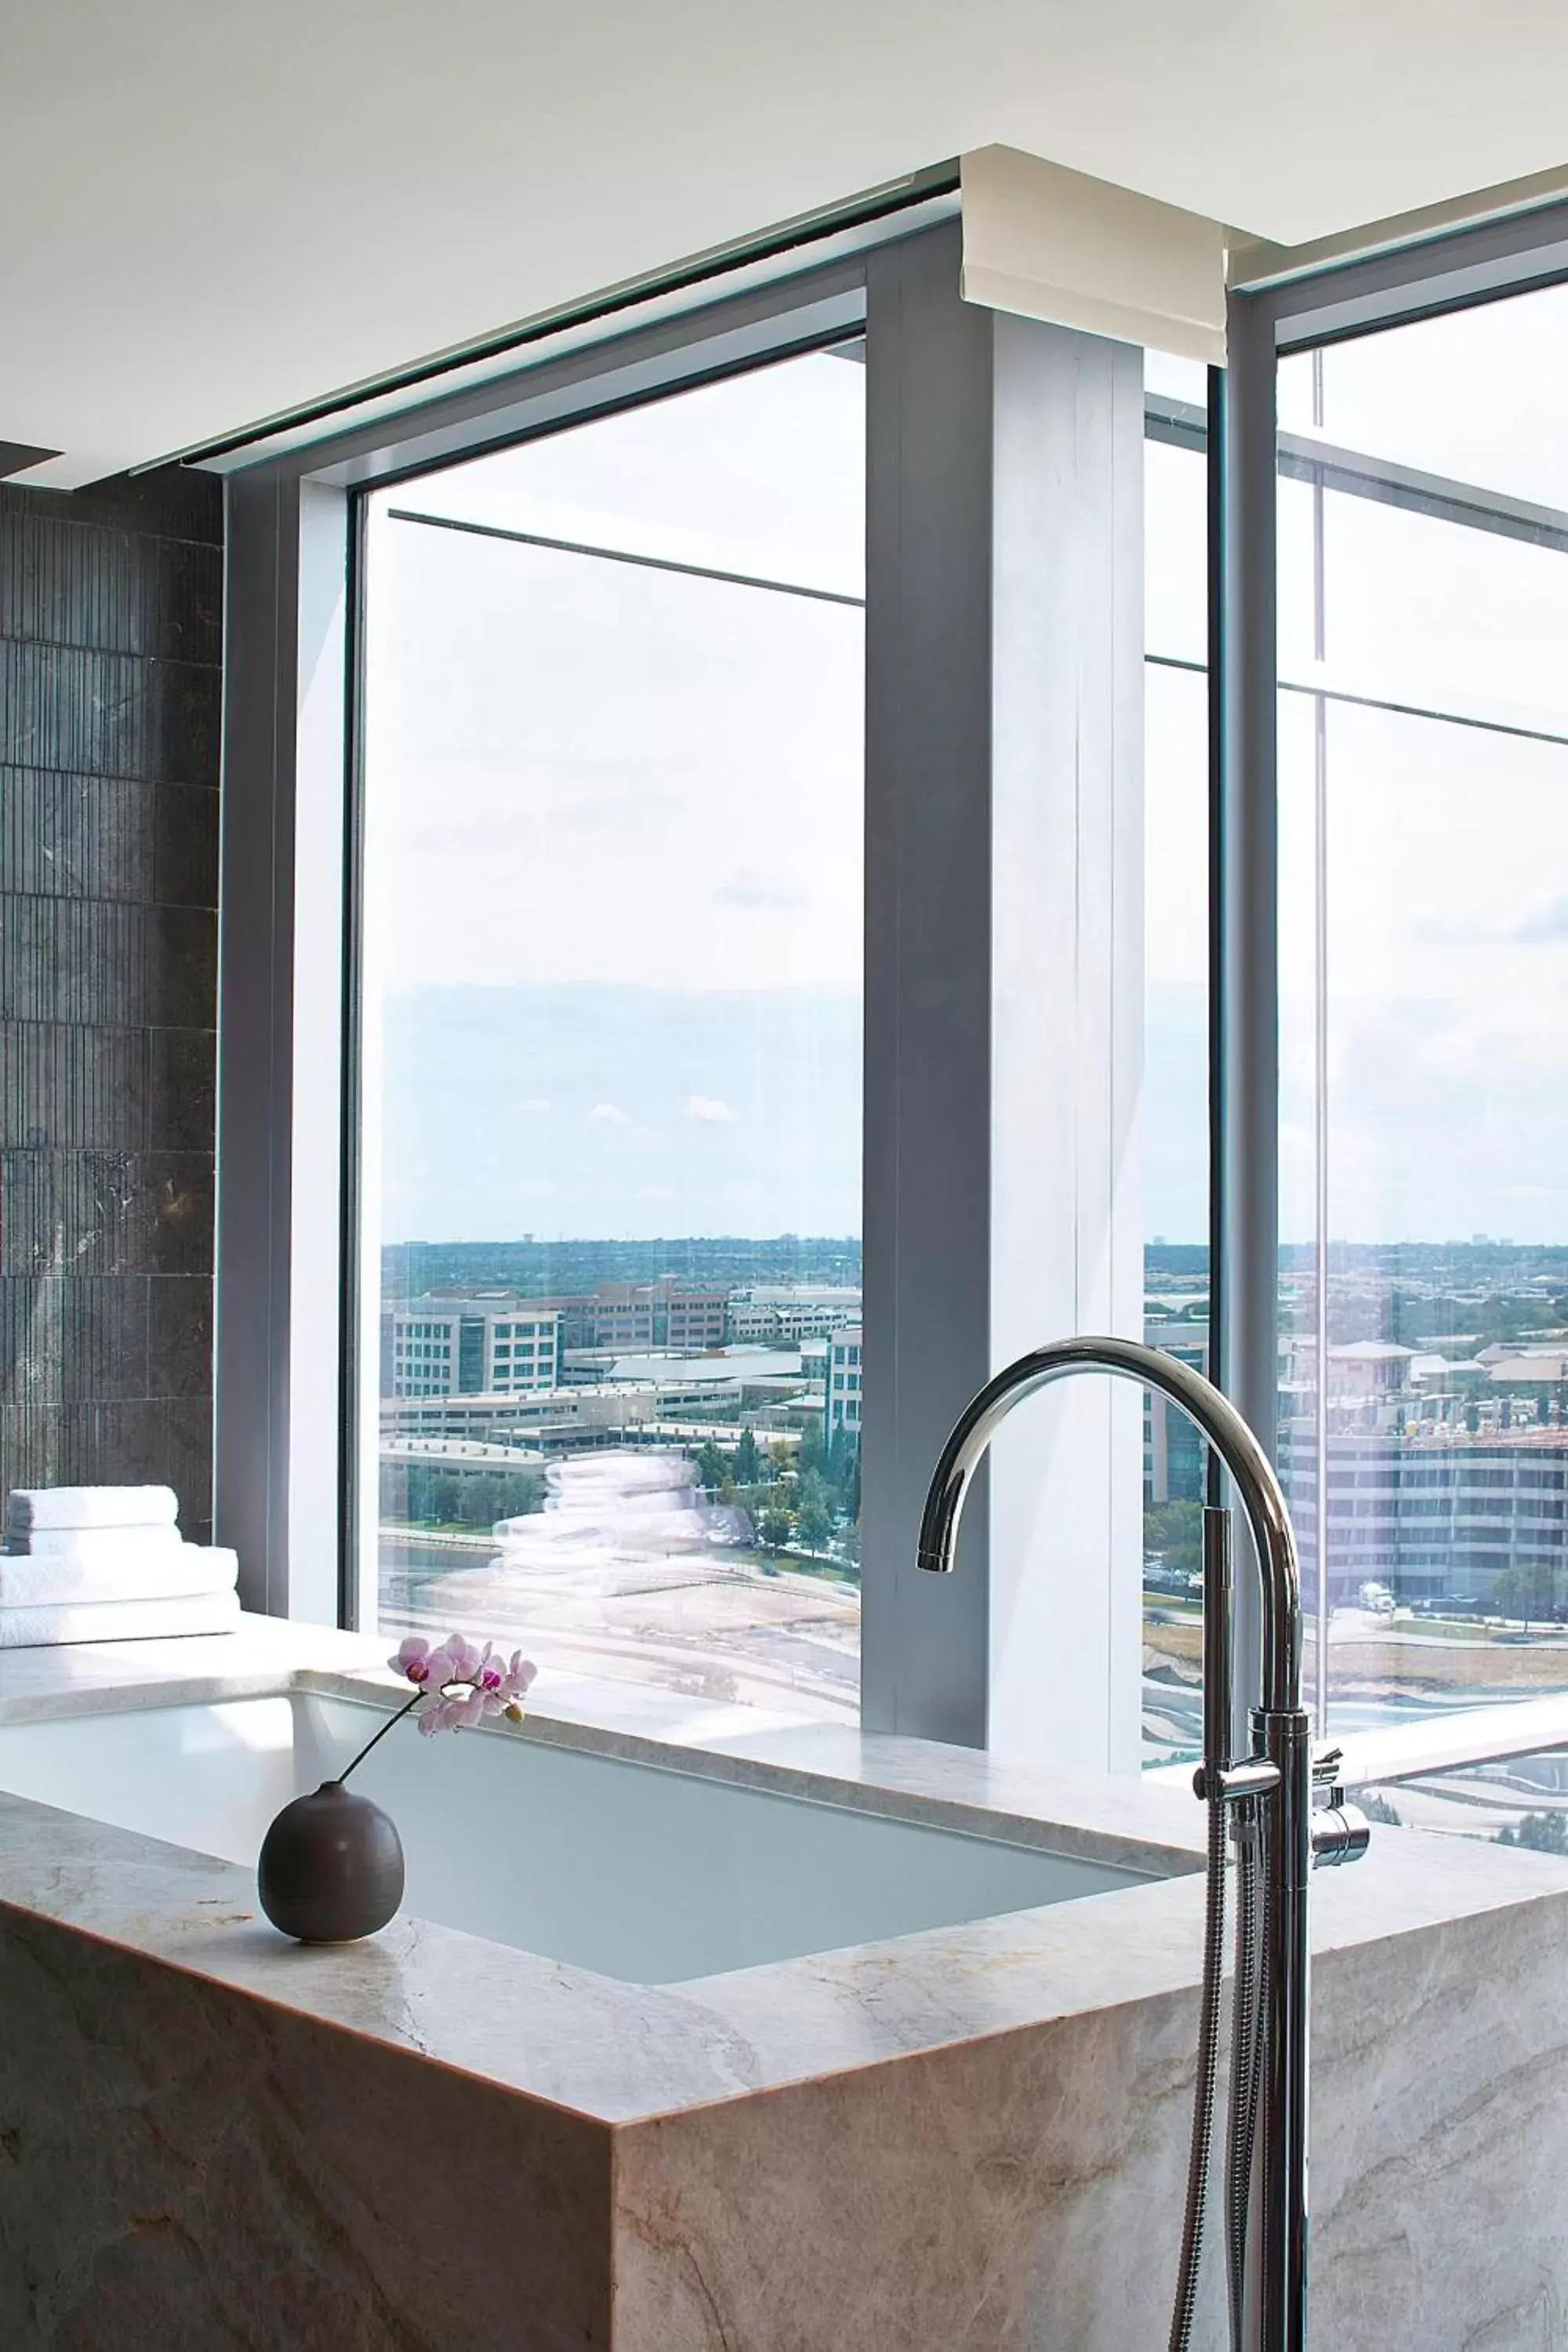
[6,1626,1567,2350]
[0,1686,1151,1983]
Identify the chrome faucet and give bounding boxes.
[917,1334,1368,2352]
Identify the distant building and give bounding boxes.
[1279,1418,1568,1605]
[1483,1348,1568,1387]
[387,1293,560,1398]
[730,1286,862,1343]
[826,1324,863,1439]
[383,1387,658,1444]
[1284,1338,1425,1399]
[1327,1341,1419,1398]
[666,1289,729,1349]
[1145,1321,1208,1505]
[551,1282,728,1351]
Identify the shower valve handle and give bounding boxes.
[1308,1748,1372,1867]
[1310,1789,1371,1867]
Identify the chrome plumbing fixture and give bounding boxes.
[917,1335,1370,2352]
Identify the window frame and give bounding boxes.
[1211,193,1568,1762]
[216,241,883,1631]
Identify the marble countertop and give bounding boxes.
[4,1615,1568,2128]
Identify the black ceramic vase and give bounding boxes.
[257,1781,405,1944]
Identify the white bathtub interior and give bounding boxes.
[0,1693,1159,1983]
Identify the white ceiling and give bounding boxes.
[9,0,1568,485]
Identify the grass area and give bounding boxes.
[1145,1618,1203,1667]
[770,1552,861,1588]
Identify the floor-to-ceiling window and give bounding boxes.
[1272,284,1568,1836]
[355,348,866,1719]
[222,191,1568,1844]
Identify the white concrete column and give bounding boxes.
[987,316,1145,1777]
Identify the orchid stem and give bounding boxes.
[335,1689,423,1786]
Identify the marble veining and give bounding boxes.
[5,1618,1568,2348]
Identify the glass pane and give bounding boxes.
[1142,421,1210,1766]
[385,347,866,597]
[1277,691,1324,1690]
[1361,1746,1568,1847]
[1279,278,1568,1744]
[1321,490,1568,722]
[358,350,865,1721]
[1145,436,1207,667]
[1281,285,1568,511]
[1145,351,1209,408]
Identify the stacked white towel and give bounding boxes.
[5,1484,180,1534]
[0,1486,240,1648]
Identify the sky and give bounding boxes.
[361,352,865,1243]
[378,983,860,1243]
[1150,296,1568,1248]
[362,296,1568,1249]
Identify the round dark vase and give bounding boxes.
[257,1781,405,1944]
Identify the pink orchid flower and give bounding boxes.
[416,1690,476,1736]
[471,1643,539,1716]
[386,1632,538,1739]
[441,1633,484,1683]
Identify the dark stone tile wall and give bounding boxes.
[0,469,222,1540]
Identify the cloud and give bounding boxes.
[684,1094,738,1123]
[379,981,862,1240]
[714,870,808,912]
[586,1102,631,1126]
[1512,898,1568,944]
[521,1097,551,1114]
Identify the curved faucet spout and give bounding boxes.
[915,1334,1303,1717]
[917,1335,1339,2350]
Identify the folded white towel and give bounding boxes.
[0,1543,238,1610]
[0,1588,241,1650]
[3,1523,185,1562]
[5,1485,180,1533]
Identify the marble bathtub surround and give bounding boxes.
[4,1618,1568,2347]
[0,1618,1211,1876]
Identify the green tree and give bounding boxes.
[497,1470,544,1519]
[694,1439,728,1493]
[426,1473,462,1525]
[795,1474,835,1553]
[459,1474,510,1527]
[734,1427,761,1485]
[1498,1809,1568,1855]
[1493,1561,1563,1631]
[797,1418,826,1479]
[1143,1499,1204,1582]
[759,1502,793,1551]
